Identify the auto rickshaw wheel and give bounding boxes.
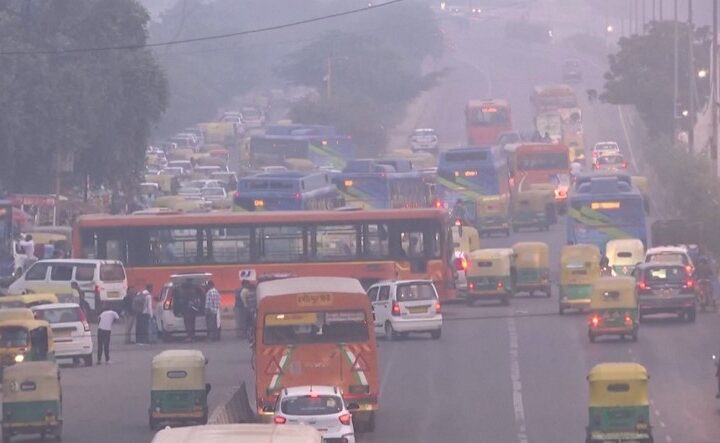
[504,229,510,237]
[686,309,697,322]
[430,329,442,340]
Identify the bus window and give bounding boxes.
[263,310,369,345]
[258,226,305,262]
[314,225,357,259]
[148,229,199,265]
[208,227,251,263]
[361,223,389,258]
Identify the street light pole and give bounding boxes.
[713,0,718,175]
[673,0,679,144]
[688,0,695,153]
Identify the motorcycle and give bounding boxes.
[696,278,717,312]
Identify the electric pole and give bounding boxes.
[688,0,695,153]
[673,0,679,145]
[713,0,718,175]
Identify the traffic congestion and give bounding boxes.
[0,1,718,442]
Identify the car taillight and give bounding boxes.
[620,162,627,169]
[391,302,401,316]
[435,302,441,314]
[163,293,173,310]
[273,416,287,424]
[339,413,352,425]
[637,280,648,291]
[497,281,504,289]
[685,265,693,274]
[79,309,90,332]
[685,279,694,289]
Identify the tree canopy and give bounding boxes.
[0,0,167,193]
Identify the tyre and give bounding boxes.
[149,415,158,431]
[83,355,93,367]
[687,309,696,322]
[588,330,596,342]
[430,329,442,340]
[201,409,208,425]
[384,322,397,341]
[466,297,475,307]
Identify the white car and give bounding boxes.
[177,187,202,197]
[156,273,216,340]
[201,187,227,201]
[645,246,694,273]
[366,280,442,340]
[593,153,627,171]
[241,107,266,128]
[592,141,620,161]
[272,386,355,443]
[410,128,439,153]
[32,303,93,366]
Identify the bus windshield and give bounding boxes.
[517,152,568,170]
[263,310,369,345]
[466,107,509,126]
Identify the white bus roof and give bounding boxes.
[257,277,365,302]
[151,424,322,443]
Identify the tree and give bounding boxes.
[602,21,711,136]
[0,0,167,193]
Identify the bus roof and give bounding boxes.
[76,208,447,228]
[257,277,365,302]
[466,99,509,108]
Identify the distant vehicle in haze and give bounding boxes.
[561,59,583,83]
[241,106,266,128]
[593,153,627,172]
[592,141,620,161]
[410,128,439,153]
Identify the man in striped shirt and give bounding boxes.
[205,280,221,341]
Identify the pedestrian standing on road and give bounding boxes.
[179,279,201,341]
[123,287,138,344]
[132,287,147,343]
[205,280,221,341]
[137,284,154,344]
[97,309,119,364]
[235,281,251,338]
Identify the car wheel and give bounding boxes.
[83,355,93,367]
[588,330,596,342]
[384,322,397,341]
[430,329,441,340]
[687,309,696,322]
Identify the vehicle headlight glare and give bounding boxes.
[14,354,24,363]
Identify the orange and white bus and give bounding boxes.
[508,143,571,206]
[72,209,456,304]
[465,99,512,146]
[255,277,378,430]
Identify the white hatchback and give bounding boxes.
[367,280,442,340]
[32,303,93,366]
[272,386,355,443]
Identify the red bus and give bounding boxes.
[72,209,457,304]
[465,99,512,146]
[509,143,571,206]
[256,277,379,430]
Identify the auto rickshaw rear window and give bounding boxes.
[0,327,29,347]
[100,264,126,281]
[166,370,188,379]
[607,383,630,393]
[19,381,37,392]
[617,252,632,258]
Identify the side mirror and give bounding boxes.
[347,403,360,411]
[262,405,275,413]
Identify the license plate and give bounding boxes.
[107,291,121,298]
[408,306,428,314]
[53,328,73,337]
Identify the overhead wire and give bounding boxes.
[0,0,405,56]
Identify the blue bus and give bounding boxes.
[332,159,428,209]
[436,146,508,223]
[233,171,343,211]
[0,200,13,277]
[249,125,354,169]
[567,175,648,251]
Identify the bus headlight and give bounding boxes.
[14,354,24,363]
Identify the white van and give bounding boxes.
[8,259,128,314]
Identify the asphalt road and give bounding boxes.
[15,6,720,443]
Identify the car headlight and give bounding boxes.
[14,354,24,363]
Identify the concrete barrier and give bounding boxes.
[209,381,256,424]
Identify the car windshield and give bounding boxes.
[597,155,624,164]
[0,327,29,347]
[202,188,225,196]
[647,252,687,265]
[644,266,686,284]
[34,307,81,323]
[414,130,435,137]
[281,395,343,416]
[396,283,437,301]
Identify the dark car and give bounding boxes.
[635,263,696,322]
[562,59,582,83]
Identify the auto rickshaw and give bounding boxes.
[465,248,516,306]
[2,361,62,443]
[588,277,639,342]
[1,293,59,308]
[476,195,510,237]
[0,319,55,380]
[511,190,550,232]
[559,244,601,314]
[586,363,652,443]
[527,183,558,223]
[606,239,645,276]
[149,350,211,430]
[0,309,35,322]
[512,242,551,297]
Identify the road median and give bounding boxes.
[208,381,256,424]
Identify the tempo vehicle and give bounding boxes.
[588,277,639,343]
[465,248,515,306]
[32,303,92,367]
[0,319,55,381]
[255,277,379,431]
[635,262,697,322]
[367,280,443,340]
[0,309,34,323]
[271,386,355,443]
[606,239,645,276]
[591,141,620,162]
[559,244,601,314]
[150,424,323,443]
[586,363,652,443]
[2,361,63,443]
[512,242,551,297]
[148,350,210,430]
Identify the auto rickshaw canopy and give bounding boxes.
[2,361,61,401]
[590,277,637,309]
[0,308,35,322]
[0,294,59,308]
[588,363,649,407]
[476,194,509,216]
[467,248,515,275]
[451,225,480,254]
[606,238,645,267]
[512,242,549,268]
[152,350,207,391]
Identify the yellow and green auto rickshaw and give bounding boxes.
[586,363,652,443]
[527,183,559,223]
[511,190,550,232]
[475,195,510,237]
[149,350,211,430]
[588,277,639,342]
[0,309,35,323]
[2,361,62,443]
[512,242,551,297]
[606,239,645,277]
[559,244,601,314]
[465,248,515,306]
[452,225,480,255]
[1,293,59,308]
[0,319,55,380]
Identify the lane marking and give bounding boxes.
[617,106,639,172]
[508,317,529,443]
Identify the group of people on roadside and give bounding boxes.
[123,284,157,344]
